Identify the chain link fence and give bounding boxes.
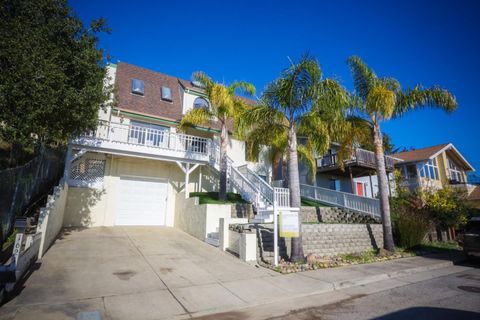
[0,149,64,246]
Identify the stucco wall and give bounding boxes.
[174,192,232,241]
[247,146,273,182]
[353,173,396,198]
[316,173,353,194]
[65,154,217,227]
[37,180,69,258]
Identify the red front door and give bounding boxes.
[356,183,364,196]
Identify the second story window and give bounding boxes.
[161,86,172,101]
[131,79,144,95]
[193,97,209,109]
[448,158,464,183]
[419,158,439,180]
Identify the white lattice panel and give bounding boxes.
[69,157,105,188]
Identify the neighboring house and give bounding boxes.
[467,186,480,209]
[303,143,399,198]
[306,142,477,202]
[64,62,272,227]
[393,143,475,193]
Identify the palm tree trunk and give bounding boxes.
[373,122,395,252]
[287,123,304,262]
[219,122,228,201]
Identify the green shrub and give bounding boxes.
[393,209,431,249]
[189,192,247,204]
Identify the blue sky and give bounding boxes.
[72,0,480,174]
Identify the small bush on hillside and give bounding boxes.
[393,205,431,249]
[423,187,469,229]
[391,170,431,248]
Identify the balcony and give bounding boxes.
[317,148,397,173]
[400,177,443,191]
[70,121,214,164]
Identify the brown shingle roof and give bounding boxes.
[115,62,256,131]
[116,62,185,122]
[468,186,480,201]
[393,143,450,163]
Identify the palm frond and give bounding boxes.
[347,56,377,102]
[297,143,316,184]
[229,81,256,97]
[178,107,213,132]
[366,84,396,120]
[394,85,457,117]
[313,78,350,120]
[379,77,401,93]
[264,55,321,118]
[192,71,213,93]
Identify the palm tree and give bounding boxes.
[179,72,255,201]
[346,56,457,252]
[240,55,349,261]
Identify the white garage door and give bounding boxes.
[116,177,168,226]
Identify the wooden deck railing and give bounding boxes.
[317,148,396,170]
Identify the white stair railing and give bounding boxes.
[229,166,263,208]
[300,183,381,218]
[237,165,274,205]
[273,187,290,208]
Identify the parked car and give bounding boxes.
[459,217,480,260]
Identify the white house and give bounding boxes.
[63,62,273,228]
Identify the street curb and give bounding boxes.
[331,260,456,290]
[190,255,466,319]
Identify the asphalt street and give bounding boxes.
[270,262,480,320]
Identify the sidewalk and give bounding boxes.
[190,251,466,319]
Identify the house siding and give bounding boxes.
[64,155,217,228]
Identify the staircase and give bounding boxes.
[209,156,275,221]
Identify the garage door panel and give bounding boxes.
[116,177,168,226]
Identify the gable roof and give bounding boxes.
[393,143,474,171]
[393,143,449,163]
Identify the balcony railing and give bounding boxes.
[71,121,213,162]
[317,148,396,171]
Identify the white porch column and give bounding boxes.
[176,161,200,198]
[198,166,202,192]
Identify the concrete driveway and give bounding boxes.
[0,227,280,320]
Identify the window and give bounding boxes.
[405,164,417,179]
[418,158,439,180]
[131,79,144,95]
[448,158,464,183]
[161,86,172,101]
[193,97,209,109]
[329,179,341,191]
[128,121,169,147]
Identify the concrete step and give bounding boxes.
[206,232,219,247]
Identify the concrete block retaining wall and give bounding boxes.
[302,223,383,257]
[300,207,379,224]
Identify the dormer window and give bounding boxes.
[193,97,209,109]
[161,86,172,101]
[131,79,144,95]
